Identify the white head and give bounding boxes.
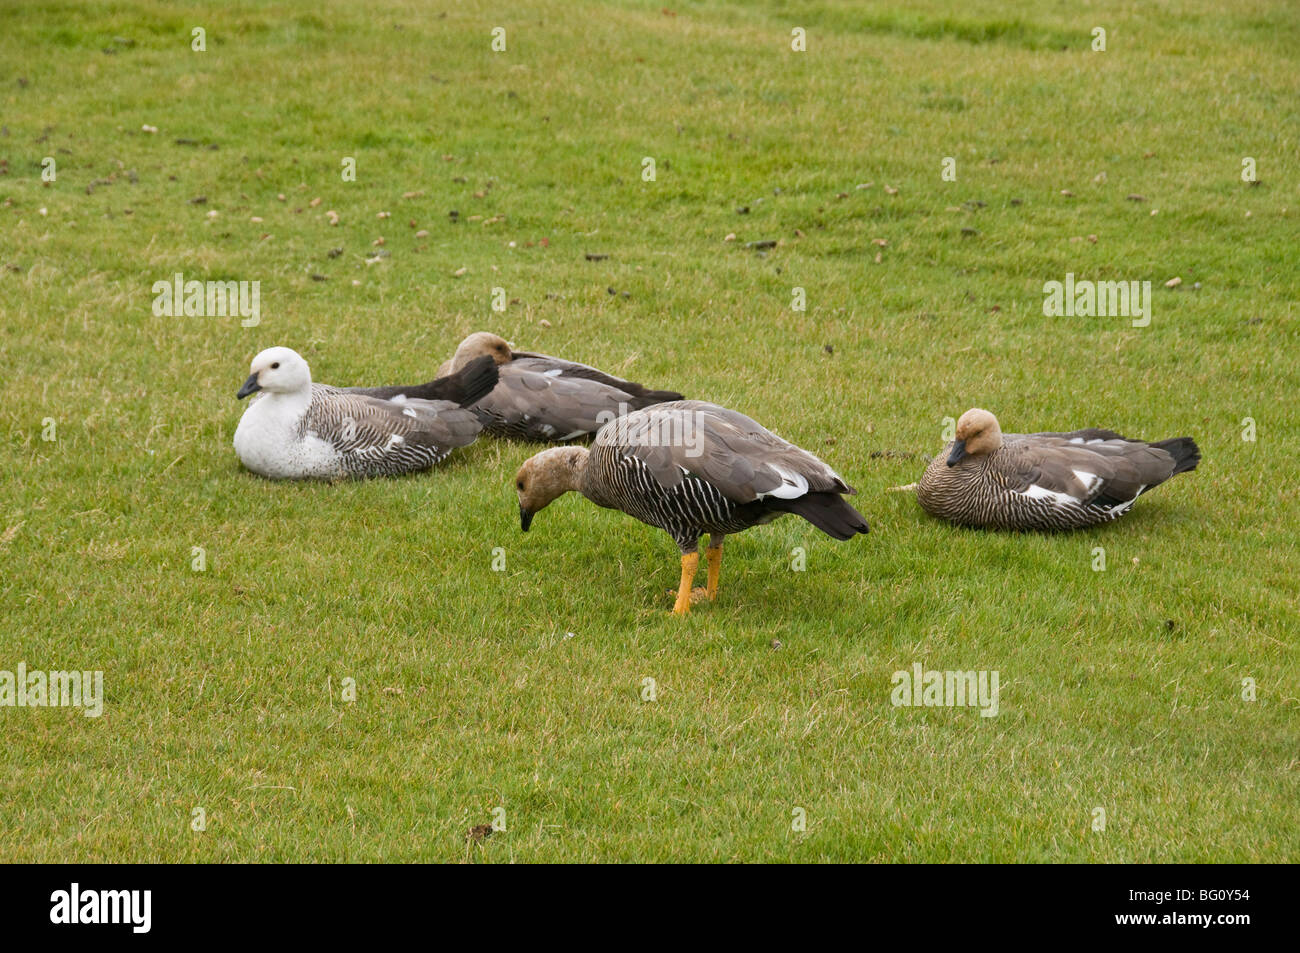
[237,346,312,399]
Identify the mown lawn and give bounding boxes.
[0,0,1296,862]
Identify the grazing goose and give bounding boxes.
[232,347,495,479]
[514,400,869,614]
[916,408,1200,531]
[440,332,684,442]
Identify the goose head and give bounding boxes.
[453,332,514,370]
[948,408,1003,466]
[237,346,312,399]
[515,447,588,531]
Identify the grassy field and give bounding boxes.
[1,0,1296,862]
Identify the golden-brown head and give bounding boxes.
[515,446,589,531]
[947,408,1003,466]
[452,332,513,371]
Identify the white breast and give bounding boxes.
[234,394,342,479]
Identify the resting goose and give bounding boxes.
[232,347,495,479]
[514,400,868,614]
[440,332,684,442]
[916,408,1200,530]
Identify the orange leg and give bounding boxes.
[672,552,700,615]
[704,540,723,600]
[686,540,724,605]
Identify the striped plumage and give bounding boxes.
[515,401,868,614]
[916,408,1200,531]
[584,442,781,551]
[233,347,491,480]
[299,385,482,476]
[440,332,684,442]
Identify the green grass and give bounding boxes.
[1,0,1296,862]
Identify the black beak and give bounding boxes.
[520,505,533,532]
[236,373,262,400]
[946,439,968,467]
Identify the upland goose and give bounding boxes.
[514,400,869,614]
[916,408,1200,530]
[440,332,683,442]
[233,347,496,479]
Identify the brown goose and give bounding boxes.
[916,408,1199,530]
[439,332,683,442]
[514,400,868,614]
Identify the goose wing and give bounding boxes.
[475,361,658,440]
[307,386,482,457]
[598,400,852,503]
[1002,435,1177,506]
[510,351,680,401]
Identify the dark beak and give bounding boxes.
[520,505,533,532]
[946,439,968,467]
[236,373,262,400]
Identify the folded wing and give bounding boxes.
[598,400,853,503]
[475,358,680,441]
[1001,435,1180,507]
[308,386,483,459]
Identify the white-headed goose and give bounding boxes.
[232,347,495,479]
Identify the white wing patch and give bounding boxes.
[757,466,810,500]
[1072,469,1102,495]
[544,368,564,378]
[1019,484,1081,508]
[402,407,417,418]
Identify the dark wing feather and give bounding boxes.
[1020,428,1129,442]
[344,356,499,407]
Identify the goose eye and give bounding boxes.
[271,362,280,369]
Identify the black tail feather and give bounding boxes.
[350,355,499,406]
[1152,436,1200,475]
[623,387,685,410]
[444,355,500,407]
[768,492,869,540]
